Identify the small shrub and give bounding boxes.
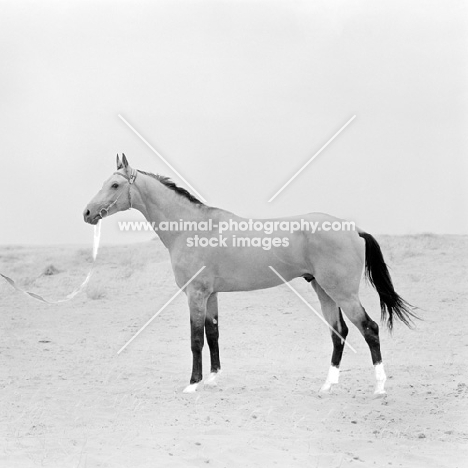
[86,284,106,300]
[42,264,60,276]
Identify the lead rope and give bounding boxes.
[1,168,137,304]
[1,221,102,304]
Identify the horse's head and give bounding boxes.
[83,154,137,224]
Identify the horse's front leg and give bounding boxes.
[183,285,210,393]
[204,293,221,387]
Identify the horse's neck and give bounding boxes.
[134,174,212,249]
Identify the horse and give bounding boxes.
[83,154,416,395]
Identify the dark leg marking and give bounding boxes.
[190,316,205,384]
[330,308,349,367]
[205,293,220,373]
[311,280,347,369]
[187,288,209,386]
[360,310,382,365]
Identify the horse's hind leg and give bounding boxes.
[311,280,349,393]
[338,297,387,395]
[313,235,387,395]
[204,293,222,387]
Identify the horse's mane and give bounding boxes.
[137,170,204,206]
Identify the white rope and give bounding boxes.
[1,221,102,304]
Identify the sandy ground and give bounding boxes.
[0,234,467,468]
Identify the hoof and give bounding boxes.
[204,371,222,387]
[374,379,386,396]
[183,383,199,393]
[319,367,339,394]
[373,389,387,398]
[319,382,334,394]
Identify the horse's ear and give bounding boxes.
[116,154,123,170]
[122,153,129,169]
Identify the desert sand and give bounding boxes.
[0,234,467,467]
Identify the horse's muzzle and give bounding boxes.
[83,207,100,225]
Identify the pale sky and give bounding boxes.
[1,0,467,245]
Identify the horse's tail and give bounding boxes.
[358,231,418,331]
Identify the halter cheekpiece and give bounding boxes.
[99,168,138,219]
[114,168,137,208]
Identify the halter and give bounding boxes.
[114,168,138,185]
[99,168,138,219]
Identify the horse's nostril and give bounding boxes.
[84,209,90,217]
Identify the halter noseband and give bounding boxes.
[99,168,138,219]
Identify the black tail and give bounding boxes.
[358,231,418,331]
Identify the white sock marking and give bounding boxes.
[320,366,340,392]
[375,363,386,381]
[374,363,387,395]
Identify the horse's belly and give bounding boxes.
[211,248,307,292]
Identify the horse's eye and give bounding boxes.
[111,183,119,189]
